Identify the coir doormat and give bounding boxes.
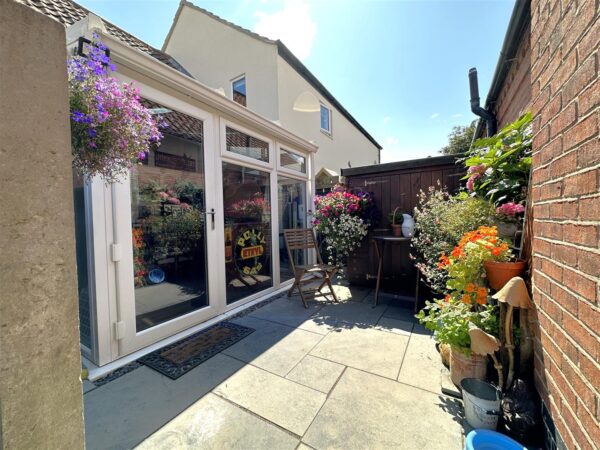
[139,322,254,380]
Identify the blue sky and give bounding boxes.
[78,0,515,162]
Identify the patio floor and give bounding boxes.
[83,285,465,450]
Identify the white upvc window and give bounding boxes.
[320,103,332,135]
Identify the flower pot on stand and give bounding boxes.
[402,213,415,237]
[450,346,487,387]
[484,260,526,290]
[391,224,402,237]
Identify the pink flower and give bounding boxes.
[496,202,525,216]
[168,197,180,205]
[180,202,191,210]
[159,192,169,199]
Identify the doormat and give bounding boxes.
[139,322,254,380]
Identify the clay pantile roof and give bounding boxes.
[19,0,193,77]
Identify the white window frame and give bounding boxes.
[276,143,309,178]
[220,118,274,169]
[320,103,332,136]
[231,74,247,106]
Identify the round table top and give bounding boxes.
[371,235,411,242]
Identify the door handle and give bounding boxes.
[206,208,216,230]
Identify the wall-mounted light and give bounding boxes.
[76,36,110,66]
[293,91,320,112]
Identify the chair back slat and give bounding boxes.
[284,228,323,266]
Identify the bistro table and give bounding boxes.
[371,235,418,310]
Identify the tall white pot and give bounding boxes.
[402,214,415,237]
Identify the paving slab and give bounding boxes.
[310,301,387,329]
[286,355,345,393]
[397,331,442,393]
[213,364,326,436]
[375,316,414,336]
[223,319,323,376]
[84,354,244,450]
[309,326,408,379]
[330,285,372,302]
[82,380,96,394]
[382,304,419,322]
[303,368,463,450]
[249,297,324,328]
[135,393,299,450]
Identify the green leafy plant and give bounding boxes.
[387,209,404,225]
[149,209,204,261]
[463,112,532,205]
[411,185,496,293]
[416,300,499,354]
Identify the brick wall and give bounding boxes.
[529,0,600,448]
[495,23,533,127]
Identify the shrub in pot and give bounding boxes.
[388,208,403,236]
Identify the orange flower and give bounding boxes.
[492,247,503,256]
[465,283,476,293]
[444,294,451,303]
[461,294,471,304]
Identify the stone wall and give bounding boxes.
[0,1,85,448]
[529,0,600,448]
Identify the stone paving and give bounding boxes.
[83,286,464,449]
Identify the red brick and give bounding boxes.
[538,136,563,165]
[534,236,553,255]
[576,398,600,444]
[562,54,597,102]
[549,48,577,94]
[577,248,600,279]
[578,15,600,61]
[564,114,599,151]
[549,151,578,178]
[533,125,551,149]
[542,257,564,281]
[534,203,550,219]
[562,357,598,415]
[540,221,564,239]
[562,266,597,299]
[577,139,600,168]
[563,170,598,197]
[540,91,561,123]
[560,398,594,448]
[562,313,598,358]
[550,101,577,138]
[540,181,564,200]
[551,280,580,315]
[578,301,600,336]
[563,223,598,247]
[579,76,600,116]
[552,242,578,266]
[579,195,600,220]
[549,200,578,219]
[579,352,600,394]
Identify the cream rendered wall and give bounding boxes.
[276,58,380,173]
[164,5,280,120]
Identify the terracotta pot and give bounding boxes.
[484,260,527,290]
[391,224,402,237]
[450,346,487,387]
[439,343,451,368]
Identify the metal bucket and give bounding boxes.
[461,378,501,430]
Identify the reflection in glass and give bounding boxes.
[223,162,273,303]
[278,177,307,281]
[226,127,269,162]
[131,102,208,331]
[280,148,306,173]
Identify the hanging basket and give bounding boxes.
[484,260,527,290]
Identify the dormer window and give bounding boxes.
[320,104,331,134]
[232,76,246,107]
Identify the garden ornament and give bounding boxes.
[468,325,504,391]
[492,276,533,389]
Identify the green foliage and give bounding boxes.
[416,301,499,353]
[387,209,404,225]
[440,122,476,155]
[173,180,204,208]
[411,186,496,293]
[464,112,532,205]
[149,209,204,261]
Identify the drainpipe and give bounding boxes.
[468,68,497,136]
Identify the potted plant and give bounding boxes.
[495,201,525,239]
[417,298,498,386]
[388,207,403,236]
[439,225,525,291]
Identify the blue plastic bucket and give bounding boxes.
[465,429,526,450]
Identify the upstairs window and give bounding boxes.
[320,104,331,134]
[232,76,246,107]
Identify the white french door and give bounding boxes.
[112,94,224,357]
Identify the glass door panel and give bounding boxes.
[130,110,208,331]
[222,162,273,303]
[278,177,307,281]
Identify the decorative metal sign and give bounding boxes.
[235,228,267,275]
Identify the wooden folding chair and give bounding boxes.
[283,228,339,308]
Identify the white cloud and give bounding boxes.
[383,116,392,125]
[254,0,316,61]
[430,113,439,119]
